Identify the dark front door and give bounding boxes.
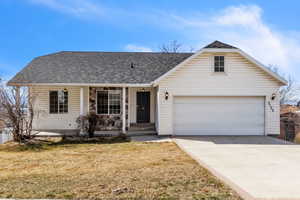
[137,92,150,123]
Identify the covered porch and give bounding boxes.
[78,85,158,135]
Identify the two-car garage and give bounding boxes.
[173,96,265,136]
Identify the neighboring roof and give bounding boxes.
[281,105,300,115]
[203,40,237,49]
[8,52,193,85]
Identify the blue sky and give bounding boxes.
[1,0,300,81]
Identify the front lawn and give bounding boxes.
[0,137,241,200]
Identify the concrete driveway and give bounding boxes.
[174,136,300,200]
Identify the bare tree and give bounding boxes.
[159,40,196,53]
[0,80,35,143]
[268,65,300,105]
[159,40,182,53]
[189,46,196,53]
[279,75,300,105]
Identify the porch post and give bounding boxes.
[122,87,126,134]
[127,88,130,127]
[27,86,31,118]
[15,86,20,108]
[80,87,84,115]
[79,87,85,135]
[156,86,160,134]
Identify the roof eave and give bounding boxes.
[236,49,288,85]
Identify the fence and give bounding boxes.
[280,112,300,142]
[0,128,13,144]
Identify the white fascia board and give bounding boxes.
[237,49,287,85]
[152,48,287,86]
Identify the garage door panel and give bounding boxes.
[173,96,265,135]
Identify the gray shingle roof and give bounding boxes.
[203,40,237,49]
[8,52,193,85]
[8,41,239,85]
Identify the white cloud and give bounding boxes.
[167,5,300,75]
[124,44,152,52]
[29,0,106,18]
[25,2,300,76]
[212,5,290,71]
[214,5,262,27]
[27,0,148,24]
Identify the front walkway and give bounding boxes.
[174,136,300,200]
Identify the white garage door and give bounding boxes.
[173,96,265,135]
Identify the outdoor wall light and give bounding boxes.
[271,93,276,100]
[165,91,169,100]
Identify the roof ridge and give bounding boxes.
[58,51,193,54]
[29,51,194,59]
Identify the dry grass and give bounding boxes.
[0,137,242,200]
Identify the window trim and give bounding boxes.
[49,90,69,114]
[96,90,121,115]
[213,55,225,73]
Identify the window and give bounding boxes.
[49,91,68,114]
[97,90,121,114]
[214,56,225,72]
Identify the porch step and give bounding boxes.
[127,130,157,136]
[128,123,156,131]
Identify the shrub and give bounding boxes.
[87,112,98,137]
[0,85,35,143]
[76,112,98,137]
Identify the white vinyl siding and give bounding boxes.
[30,86,89,130]
[157,52,281,135]
[173,96,265,135]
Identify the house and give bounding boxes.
[8,41,287,136]
[280,105,300,141]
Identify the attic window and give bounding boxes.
[214,56,225,72]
